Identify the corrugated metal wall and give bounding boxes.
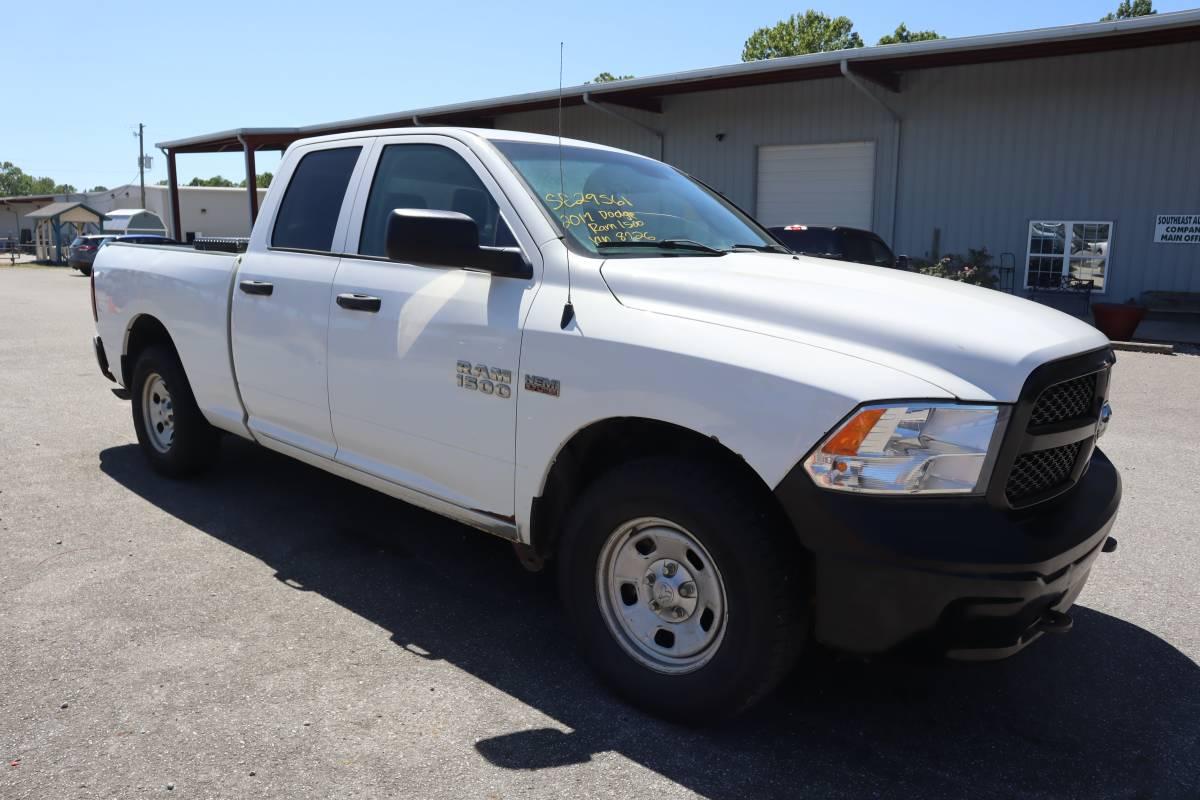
[895,41,1200,300]
[497,41,1200,301]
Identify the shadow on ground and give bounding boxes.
[100,439,1200,799]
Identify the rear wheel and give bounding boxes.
[130,345,219,477]
[558,457,809,723]
[77,265,91,276]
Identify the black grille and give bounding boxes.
[1029,374,1097,426]
[1005,442,1082,504]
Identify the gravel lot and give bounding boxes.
[2,266,1198,799]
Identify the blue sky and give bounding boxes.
[5,0,1195,190]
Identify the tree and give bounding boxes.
[187,175,236,187]
[237,173,273,188]
[0,162,36,197]
[1102,0,1155,19]
[0,162,81,196]
[877,23,943,45]
[589,72,635,83]
[742,10,863,61]
[89,185,109,192]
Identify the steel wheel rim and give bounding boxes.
[596,517,729,674]
[141,372,175,453]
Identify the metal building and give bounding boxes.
[158,11,1200,305]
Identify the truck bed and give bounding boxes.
[93,242,249,438]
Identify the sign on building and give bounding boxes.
[1154,214,1200,243]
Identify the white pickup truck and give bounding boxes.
[92,127,1121,721]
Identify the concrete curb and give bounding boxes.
[1111,340,1176,354]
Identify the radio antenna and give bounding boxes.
[558,40,576,330]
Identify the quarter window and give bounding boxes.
[359,144,515,257]
[271,146,362,252]
[1025,221,1111,292]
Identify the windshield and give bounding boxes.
[492,140,780,258]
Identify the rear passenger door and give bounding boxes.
[231,142,368,458]
[326,134,538,517]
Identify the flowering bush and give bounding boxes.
[914,247,999,289]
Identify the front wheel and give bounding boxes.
[558,457,809,723]
[130,345,219,477]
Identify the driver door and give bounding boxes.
[326,135,539,517]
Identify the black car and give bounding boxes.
[67,235,112,275]
[768,225,909,270]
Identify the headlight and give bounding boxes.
[803,403,1007,495]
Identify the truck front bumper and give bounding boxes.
[773,448,1122,659]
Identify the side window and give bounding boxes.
[271,146,361,252]
[843,233,893,267]
[867,238,894,267]
[359,143,516,257]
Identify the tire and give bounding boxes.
[130,345,219,477]
[77,265,91,276]
[558,457,809,723]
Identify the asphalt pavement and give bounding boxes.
[2,266,1197,799]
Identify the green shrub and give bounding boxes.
[914,247,998,289]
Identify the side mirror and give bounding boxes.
[385,209,530,279]
[896,254,911,271]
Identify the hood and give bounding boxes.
[599,253,1109,401]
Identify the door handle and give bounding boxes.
[336,293,382,312]
[239,280,274,296]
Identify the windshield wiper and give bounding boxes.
[595,239,725,255]
[728,242,789,253]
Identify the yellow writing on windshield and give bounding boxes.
[557,208,655,245]
[545,191,634,211]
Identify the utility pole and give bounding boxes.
[136,123,146,208]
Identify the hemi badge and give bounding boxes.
[524,375,561,397]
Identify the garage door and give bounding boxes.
[756,142,876,229]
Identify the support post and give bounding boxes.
[166,149,181,241]
[239,135,259,225]
[52,215,62,264]
[137,122,146,209]
[840,59,902,247]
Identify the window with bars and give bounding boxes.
[1025,221,1111,292]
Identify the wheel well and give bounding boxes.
[530,417,787,560]
[121,315,178,384]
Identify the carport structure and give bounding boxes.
[154,110,497,239]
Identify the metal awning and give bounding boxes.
[0,195,57,206]
[157,9,1200,155]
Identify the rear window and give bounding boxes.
[271,146,361,252]
[771,227,841,257]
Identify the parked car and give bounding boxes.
[769,224,910,270]
[67,235,111,275]
[91,128,1121,722]
[69,234,180,275]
